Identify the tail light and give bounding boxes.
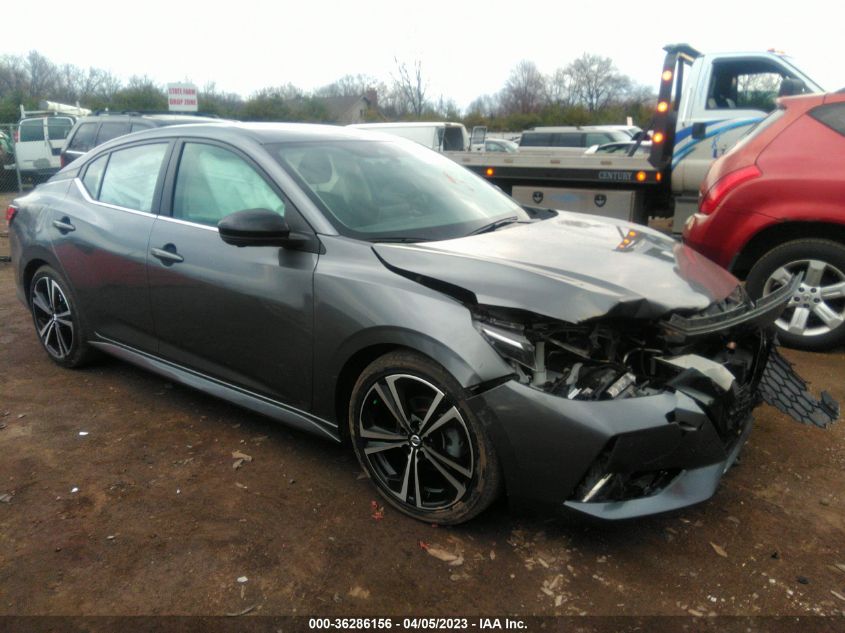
[699,165,761,214]
[5,205,17,224]
[60,154,68,168]
[13,129,19,143]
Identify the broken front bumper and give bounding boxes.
[468,378,753,520]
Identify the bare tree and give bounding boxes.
[466,94,501,118]
[566,53,631,112]
[500,60,546,114]
[24,50,58,99]
[545,67,575,107]
[316,74,383,98]
[392,58,427,117]
[0,54,30,94]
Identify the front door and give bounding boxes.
[147,140,317,410]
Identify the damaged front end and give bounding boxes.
[469,275,838,518]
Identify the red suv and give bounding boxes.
[684,91,845,351]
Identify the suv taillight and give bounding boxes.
[60,154,68,168]
[6,205,17,224]
[699,165,762,215]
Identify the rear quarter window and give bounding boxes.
[809,103,845,137]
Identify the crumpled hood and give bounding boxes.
[373,211,740,323]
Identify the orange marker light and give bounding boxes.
[656,172,663,182]
[485,167,494,177]
[652,131,665,144]
[662,70,673,82]
[636,171,647,182]
[657,101,669,113]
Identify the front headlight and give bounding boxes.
[475,321,536,369]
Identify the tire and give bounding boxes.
[349,350,501,524]
[28,265,96,368]
[746,239,845,351]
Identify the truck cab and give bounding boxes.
[670,47,823,228]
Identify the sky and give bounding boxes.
[3,0,842,111]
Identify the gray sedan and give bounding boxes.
[7,123,837,524]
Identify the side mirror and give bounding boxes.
[218,208,303,248]
[691,122,707,140]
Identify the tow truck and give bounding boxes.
[448,44,824,230]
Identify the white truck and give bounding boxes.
[16,101,91,183]
[349,121,470,151]
[448,44,824,230]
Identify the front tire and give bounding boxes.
[349,350,501,524]
[746,239,845,351]
[29,265,96,368]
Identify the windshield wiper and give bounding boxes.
[370,236,431,243]
[469,216,519,236]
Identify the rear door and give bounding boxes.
[147,139,317,409]
[45,117,74,167]
[16,118,48,173]
[50,141,173,352]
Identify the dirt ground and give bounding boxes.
[1,191,844,620]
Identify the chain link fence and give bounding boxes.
[1,122,28,194]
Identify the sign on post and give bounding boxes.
[167,83,198,112]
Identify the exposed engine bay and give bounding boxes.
[473,295,838,430]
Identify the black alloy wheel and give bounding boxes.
[29,265,94,368]
[350,351,500,524]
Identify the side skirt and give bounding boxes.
[89,337,341,443]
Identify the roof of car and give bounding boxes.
[77,112,223,124]
[94,121,386,147]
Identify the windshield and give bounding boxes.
[269,140,527,241]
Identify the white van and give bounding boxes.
[16,102,91,182]
[348,122,469,152]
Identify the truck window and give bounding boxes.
[47,118,73,141]
[19,119,45,142]
[707,60,797,113]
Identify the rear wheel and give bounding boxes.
[349,351,501,524]
[28,265,96,367]
[746,239,845,350]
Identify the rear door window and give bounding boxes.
[519,133,551,147]
[552,133,583,147]
[98,143,168,212]
[47,118,74,141]
[19,119,45,142]
[67,123,98,152]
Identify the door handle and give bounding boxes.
[52,217,75,233]
[151,245,184,265]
